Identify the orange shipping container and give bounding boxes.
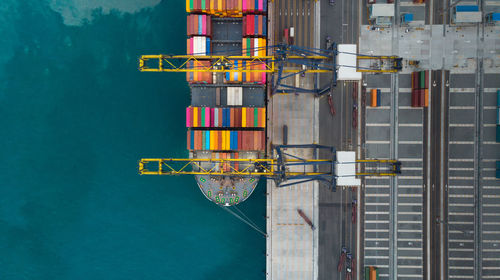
[370,89,377,107]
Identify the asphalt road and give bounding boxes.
[317,0,360,280]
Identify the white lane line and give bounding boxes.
[365,229,390,232]
[367,106,391,110]
[449,124,474,127]
[398,123,423,127]
[449,168,475,171]
[484,124,497,127]
[449,194,474,198]
[366,140,391,144]
[484,106,497,109]
[399,158,423,161]
[448,203,474,207]
[449,176,474,180]
[366,123,391,126]
[449,212,474,215]
[483,141,500,145]
[366,211,390,215]
[450,158,474,162]
[399,140,423,144]
[450,106,475,109]
[449,88,475,92]
[449,141,474,144]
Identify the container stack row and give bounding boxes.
[186,61,213,83]
[186,0,243,17]
[186,107,266,128]
[411,71,429,107]
[370,89,381,107]
[242,38,267,56]
[224,61,267,84]
[187,36,211,56]
[243,15,267,37]
[187,130,265,151]
[243,0,267,13]
[187,14,212,37]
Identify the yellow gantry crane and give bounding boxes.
[139,145,401,189]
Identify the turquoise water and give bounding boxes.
[0,1,265,279]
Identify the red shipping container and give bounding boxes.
[187,130,191,150]
[234,152,239,171]
[249,15,254,35]
[230,108,235,127]
[419,89,425,107]
[261,131,266,151]
[238,129,242,150]
[218,108,223,127]
[249,107,254,128]
[210,107,214,127]
[242,16,247,36]
[411,89,418,107]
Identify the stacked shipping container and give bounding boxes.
[187,130,265,151]
[186,107,266,128]
[187,14,212,36]
[370,89,381,107]
[242,0,268,13]
[186,61,213,83]
[186,0,244,17]
[242,15,267,37]
[186,36,211,56]
[411,71,429,107]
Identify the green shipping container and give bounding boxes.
[190,0,193,10]
[254,108,258,127]
[201,0,205,10]
[201,107,205,127]
[420,71,425,89]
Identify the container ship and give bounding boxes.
[185,0,268,206]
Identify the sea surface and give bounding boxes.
[0,1,266,279]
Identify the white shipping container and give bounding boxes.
[455,11,482,23]
[235,87,243,106]
[370,4,395,18]
[254,39,259,57]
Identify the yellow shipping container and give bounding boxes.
[242,107,247,127]
[193,107,198,127]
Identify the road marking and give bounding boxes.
[449,212,474,216]
[398,88,411,92]
[366,140,391,144]
[449,141,474,144]
[484,106,497,109]
[449,239,474,242]
[449,203,474,207]
[366,193,390,197]
[366,211,390,215]
[364,246,390,249]
[397,220,422,224]
[399,140,423,144]
[450,106,475,109]
[398,203,421,206]
[449,194,474,198]
[365,229,390,232]
[398,211,422,215]
[483,194,500,198]
[449,168,475,171]
[449,248,474,252]
[397,229,422,233]
[366,123,391,126]
[364,255,389,259]
[399,158,423,161]
[367,106,391,110]
[449,221,474,225]
[398,184,423,187]
[398,176,423,179]
[483,141,500,145]
[483,124,497,127]
[483,222,500,225]
[398,123,422,127]
[365,238,390,241]
[449,257,474,260]
[365,220,389,223]
[398,193,422,197]
[449,88,475,92]
[449,124,474,127]
[450,158,474,162]
[449,176,474,180]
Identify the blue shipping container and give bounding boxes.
[497,125,500,143]
[190,130,194,150]
[376,89,381,106]
[492,13,500,22]
[497,90,500,107]
[456,5,479,12]
[403,14,414,22]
